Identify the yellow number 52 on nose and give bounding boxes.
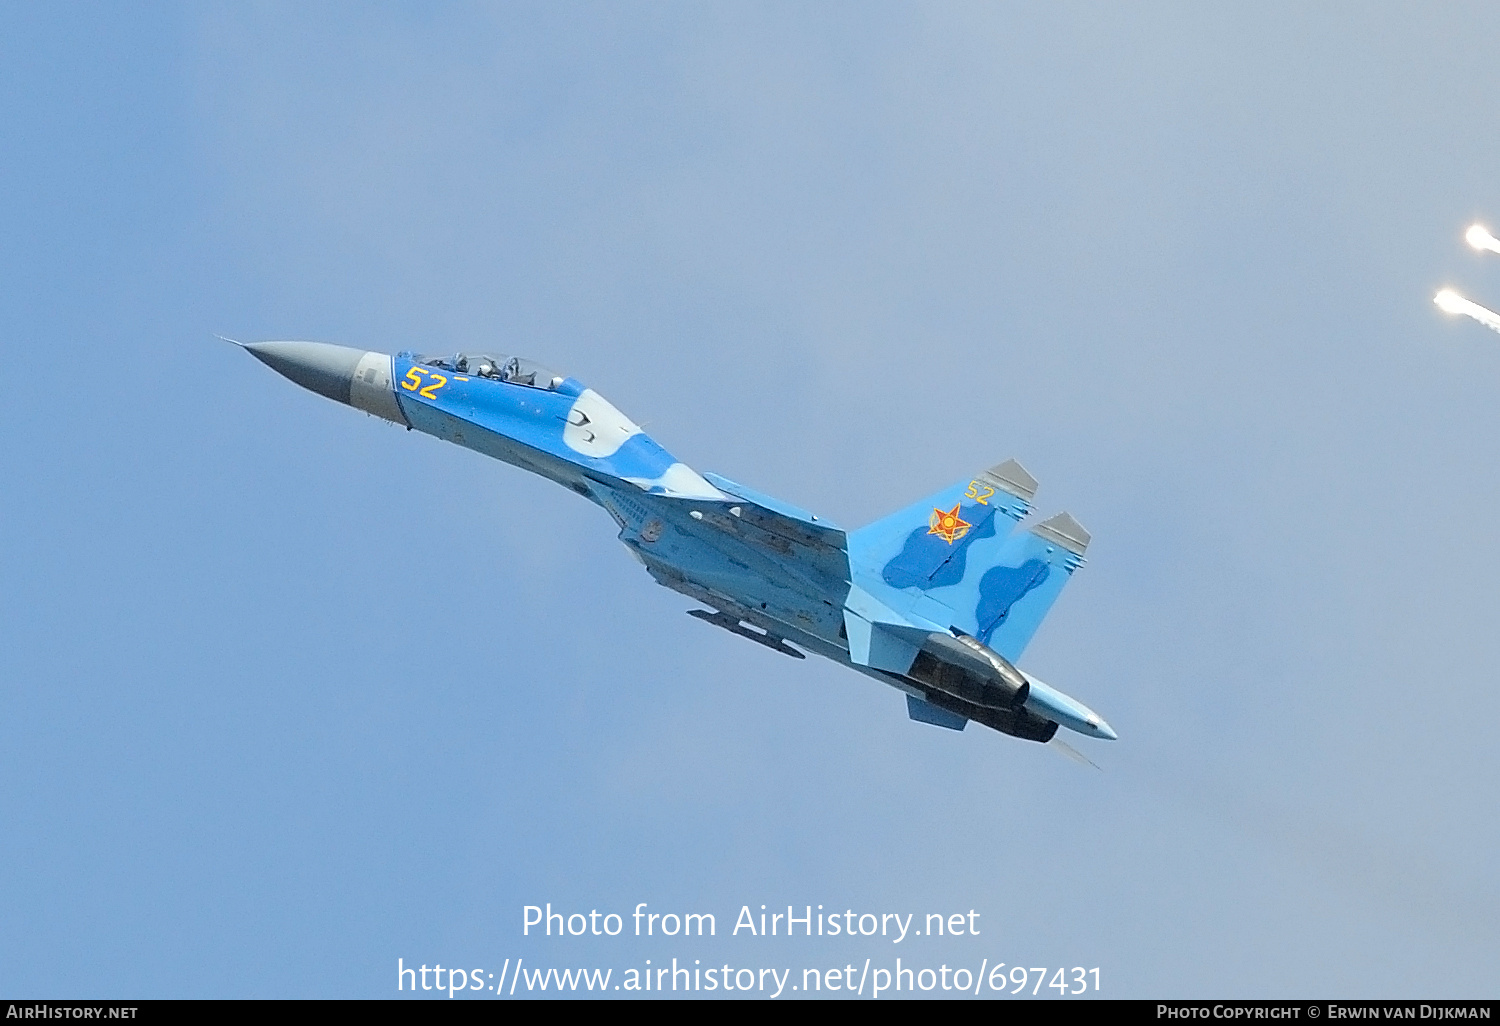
[401,367,446,399]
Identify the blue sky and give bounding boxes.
[3,2,1498,998]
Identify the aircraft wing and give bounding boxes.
[701,473,845,547]
[698,472,851,595]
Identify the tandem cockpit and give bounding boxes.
[401,351,578,394]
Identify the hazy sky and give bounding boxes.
[3,2,1499,998]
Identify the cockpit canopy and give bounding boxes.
[417,352,565,390]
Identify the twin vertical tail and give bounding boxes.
[846,459,1090,664]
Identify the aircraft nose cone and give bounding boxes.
[241,340,366,405]
[1090,719,1118,741]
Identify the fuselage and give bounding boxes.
[237,339,1116,743]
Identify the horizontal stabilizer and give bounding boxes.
[906,695,969,731]
[687,609,806,659]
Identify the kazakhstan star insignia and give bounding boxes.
[928,504,971,544]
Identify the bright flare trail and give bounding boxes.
[1434,289,1500,334]
[1467,224,1500,255]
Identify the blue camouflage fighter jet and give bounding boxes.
[235,340,1116,745]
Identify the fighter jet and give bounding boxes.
[234,340,1116,745]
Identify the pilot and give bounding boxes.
[501,357,533,385]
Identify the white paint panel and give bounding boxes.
[563,389,641,457]
[622,462,727,500]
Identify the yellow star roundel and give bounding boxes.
[928,504,971,544]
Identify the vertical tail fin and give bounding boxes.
[846,461,1089,663]
[972,511,1089,661]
